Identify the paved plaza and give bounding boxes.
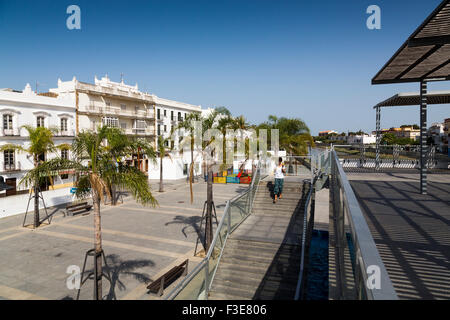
[0,179,245,300]
[348,172,450,300]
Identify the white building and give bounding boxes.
[0,84,76,199]
[347,134,377,145]
[428,122,445,152]
[149,96,204,180]
[51,75,203,180]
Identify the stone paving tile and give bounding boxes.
[0,180,243,300]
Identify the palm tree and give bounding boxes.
[232,115,250,172]
[258,115,315,173]
[42,125,157,299]
[177,112,201,203]
[105,132,156,205]
[216,115,235,170]
[0,125,65,228]
[201,110,223,253]
[157,135,172,192]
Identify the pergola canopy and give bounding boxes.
[374,90,450,108]
[372,0,450,84]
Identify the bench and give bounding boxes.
[147,259,189,296]
[66,202,92,217]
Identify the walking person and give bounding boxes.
[273,157,286,203]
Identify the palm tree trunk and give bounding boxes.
[189,163,194,204]
[93,191,103,300]
[190,144,194,182]
[189,143,194,203]
[33,182,40,228]
[110,184,116,206]
[159,157,164,192]
[205,163,214,252]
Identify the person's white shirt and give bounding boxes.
[274,165,285,179]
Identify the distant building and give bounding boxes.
[318,130,338,137]
[390,127,420,141]
[428,122,447,153]
[347,134,376,145]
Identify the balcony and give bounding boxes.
[125,127,155,136]
[57,129,75,137]
[2,128,19,136]
[82,104,154,120]
[3,162,21,172]
[76,82,153,103]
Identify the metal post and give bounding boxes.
[204,260,209,299]
[375,107,381,170]
[420,81,427,194]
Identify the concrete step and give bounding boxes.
[252,203,304,210]
[209,282,256,299]
[251,208,305,216]
[209,281,297,300]
[213,273,300,292]
[217,260,301,282]
[253,197,302,202]
[221,252,301,269]
[225,239,282,250]
[221,246,300,262]
[221,252,275,265]
[208,292,249,300]
[214,268,300,285]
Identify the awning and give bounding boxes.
[374,90,450,108]
[372,0,450,84]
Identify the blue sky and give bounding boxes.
[0,0,448,135]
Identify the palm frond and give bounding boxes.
[116,166,157,207]
[0,143,29,153]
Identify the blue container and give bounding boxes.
[226,176,240,183]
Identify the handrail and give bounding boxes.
[294,177,315,300]
[165,161,263,300]
[330,150,397,299]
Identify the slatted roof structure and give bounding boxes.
[374,90,450,108]
[372,0,450,84]
[371,0,450,195]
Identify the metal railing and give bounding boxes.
[2,162,21,172]
[293,148,330,299]
[329,149,397,299]
[294,177,315,300]
[284,155,311,176]
[333,144,448,170]
[165,163,264,300]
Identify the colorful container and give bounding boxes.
[240,176,252,184]
[226,176,240,183]
[217,177,226,184]
[222,171,228,177]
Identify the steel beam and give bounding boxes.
[375,107,381,170]
[420,81,428,194]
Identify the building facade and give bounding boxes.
[0,84,76,197]
[51,75,203,179]
[347,134,377,145]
